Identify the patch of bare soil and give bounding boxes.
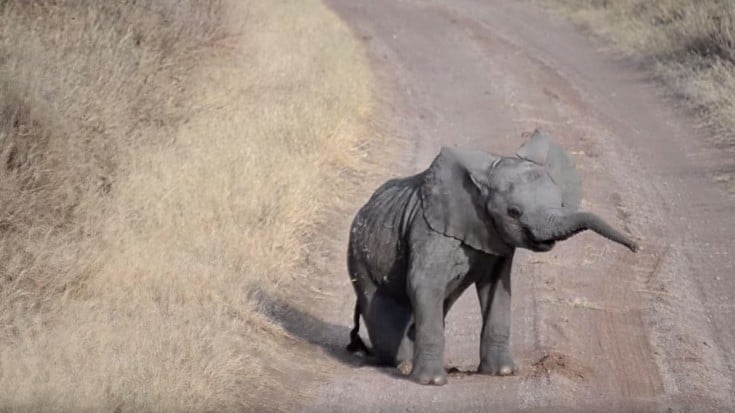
[529,352,588,381]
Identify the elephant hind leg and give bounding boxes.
[347,246,413,367]
[346,298,408,368]
[363,292,414,367]
[346,301,371,355]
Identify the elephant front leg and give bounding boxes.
[408,272,447,385]
[476,254,517,376]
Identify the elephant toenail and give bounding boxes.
[432,376,447,385]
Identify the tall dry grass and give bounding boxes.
[539,0,735,145]
[0,0,374,411]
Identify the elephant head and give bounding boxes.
[420,129,638,255]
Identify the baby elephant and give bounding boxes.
[346,129,637,385]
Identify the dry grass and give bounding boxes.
[0,0,374,412]
[538,0,735,144]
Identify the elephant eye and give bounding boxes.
[507,206,522,219]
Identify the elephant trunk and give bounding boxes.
[528,210,638,252]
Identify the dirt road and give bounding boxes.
[303,1,735,411]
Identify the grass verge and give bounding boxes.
[0,0,374,411]
[537,0,735,146]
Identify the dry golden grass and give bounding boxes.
[538,0,735,144]
[0,0,374,411]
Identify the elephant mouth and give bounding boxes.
[522,227,556,252]
[530,239,556,252]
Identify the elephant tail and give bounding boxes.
[346,301,371,355]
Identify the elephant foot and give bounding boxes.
[410,361,448,385]
[478,351,517,376]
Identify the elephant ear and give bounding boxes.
[517,128,582,210]
[420,147,510,256]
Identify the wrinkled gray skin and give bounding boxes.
[346,130,638,386]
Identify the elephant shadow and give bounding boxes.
[252,289,405,379]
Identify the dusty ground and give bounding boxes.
[297,1,735,412]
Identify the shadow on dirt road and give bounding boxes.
[255,291,356,366]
